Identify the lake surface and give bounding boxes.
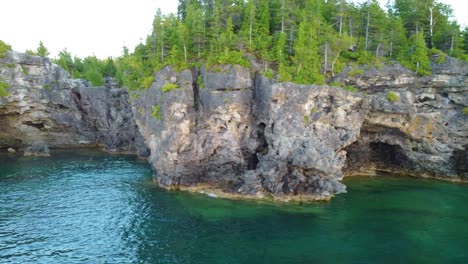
[0,150,467,264]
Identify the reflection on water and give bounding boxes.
[1,150,467,263]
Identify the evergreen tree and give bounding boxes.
[292,15,324,84]
[408,32,431,75]
[36,41,50,57]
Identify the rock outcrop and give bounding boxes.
[333,58,468,180]
[1,50,467,202]
[0,51,148,156]
[133,65,366,201]
[132,58,467,201]
[24,141,50,157]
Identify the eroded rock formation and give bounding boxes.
[334,58,468,180]
[1,50,467,201]
[132,58,467,201]
[0,51,148,156]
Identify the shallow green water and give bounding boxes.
[0,150,467,264]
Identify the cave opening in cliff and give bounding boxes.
[369,142,408,168]
[344,141,411,176]
[246,122,269,170]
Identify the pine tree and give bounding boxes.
[36,41,50,57]
[254,0,272,59]
[292,15,324,84]
[408,32,431,75]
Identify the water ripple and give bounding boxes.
[1,151,468,264]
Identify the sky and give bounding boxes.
[0,0,466,59]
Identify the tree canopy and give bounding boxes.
[4,0,468,88]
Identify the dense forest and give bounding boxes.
[2,0,468,89]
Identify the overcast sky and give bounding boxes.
[0,0,466,59]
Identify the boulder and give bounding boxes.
[24,142,50,157]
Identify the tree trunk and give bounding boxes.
[376,43,381,58]
[365,1,370,51]
[289,25,294,55]
[450,35,454,55]
[429,7,434,49]
[339,0,344,36]
[161,34,164,62]
[281,0,285,33]
[324,42,328,74]
[331,52,341,77]
[249,7,253,48]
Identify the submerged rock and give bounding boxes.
[24,142,50,157]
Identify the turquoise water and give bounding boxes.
[0,150,467,264]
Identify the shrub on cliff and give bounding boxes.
[0,40,12,58]
[161,83,179,92]
[387,91,399,102]
[0,80,9,97]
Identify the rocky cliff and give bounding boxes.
[131,58,467,201]
[1,50,466,202]
[0,51,148,156]
[334,58,467,181]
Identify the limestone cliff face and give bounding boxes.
[333,58,467,180]
[0,51,148,156]
[1,50,467,201]
[133,59,467,201]
[132,65,368,201]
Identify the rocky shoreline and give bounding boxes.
[1,51,467,201]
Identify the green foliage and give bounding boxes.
[141,76,154,89]
[25,50,36,56]
[161,83,180,92]
[84,67,104,86]
[277,63,293,82]
[406,32,432,76]
[0,40,12,58]
[463,107,468,115]
[431,48,447,64]
[387,91,399,102]
[349,68,364,76]
[197,75,204,89]
[303,115,310,126]
[151,105,162,120]
[36,41,50,57]
[0,80,9,97]
[292,17,325,85]
[14,0,468,92]
[344,85,358,92]
[21,66,29,75]
[263,68,275,79]
[329,81,341,87]
[208,49,250,68]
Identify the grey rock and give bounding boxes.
[7,148,16,153]
[2,50,467,202]
[24,142,50,157]
[135,58,467,201]
[0,51,149,157]
[133,65,366,200]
